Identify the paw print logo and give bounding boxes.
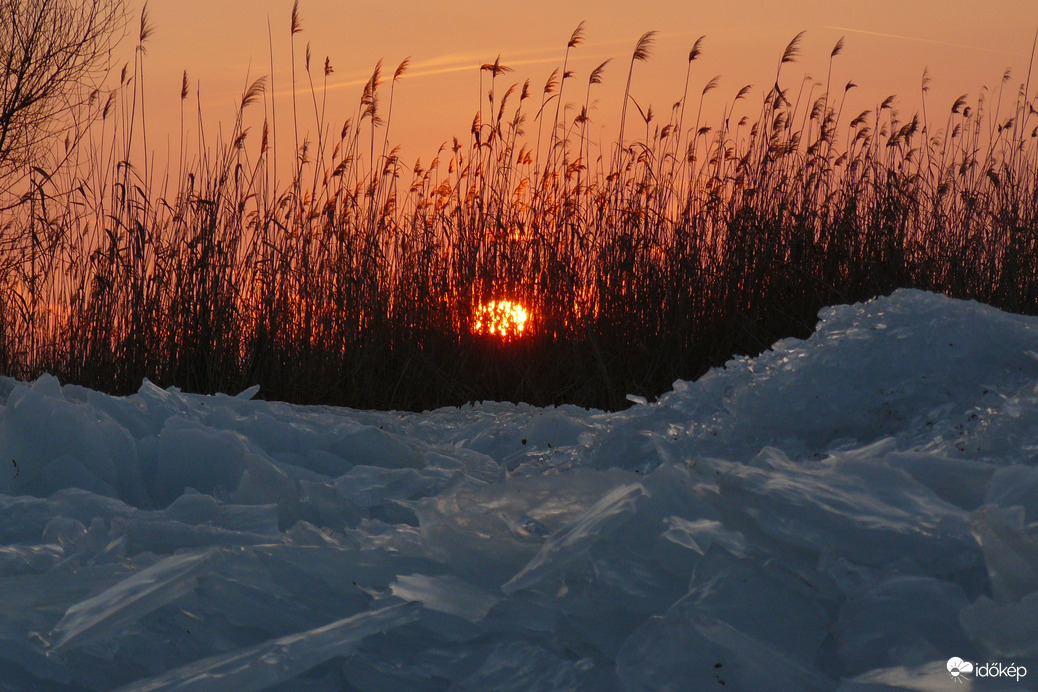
[947,657,974,682]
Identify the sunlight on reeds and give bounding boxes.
[1,6,1036,410]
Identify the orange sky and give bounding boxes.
[130,0,1037,171]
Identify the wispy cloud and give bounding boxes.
[318,42,625,93]
[824,26,1027,59]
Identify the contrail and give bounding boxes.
[322,47,623,91]
[824,26,1027,59]
[406,50,621,84]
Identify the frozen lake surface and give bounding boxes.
[0,289,1036,690]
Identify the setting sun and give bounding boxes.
[472,300,530,338]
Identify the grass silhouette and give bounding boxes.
[1,7,1036,410]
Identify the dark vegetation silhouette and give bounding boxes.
[1,3,1036,410]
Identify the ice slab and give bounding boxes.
[0,290,1034,688]
[116,603,420,692]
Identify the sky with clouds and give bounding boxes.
[129,0,1037,168]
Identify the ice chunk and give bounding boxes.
[960,507,1038,657]
[655,289,1038,461]
[139,418,249,506]
[686,548,830,665]
[0,376,146,504]
[836,660,966,691]
[414,468,631,585]
[835,576,971,676]
[0,291,1036,688]
[390,573,499,622]
[986,464,1038,521]
[115,603,420,692]
[234,384,261,401]
[661,517,747,557]
[30,373,63,398]
[132,379,201,432]
[971,506,1038,602]
[617,606,833,691]
[17,453,117,499]
[501,483,646,595]
[717,452,977,569]
[521,408,590,450]
[52,549,216,651]
[165,492,280,535]
[885,452,995,511]
[333,465,451,508]
[960,591,1038,658]
[0,543,64,577]
[454,639,595,691]
[327,424,424,469]
[138,415,295,511]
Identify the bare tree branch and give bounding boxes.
[0,0,127,195]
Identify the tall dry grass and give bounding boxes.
[1,9,1036,410]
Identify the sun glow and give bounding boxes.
[472,299,529,338]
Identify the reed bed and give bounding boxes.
[1,12,1036,410]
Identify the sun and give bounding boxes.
[472,299,529,338]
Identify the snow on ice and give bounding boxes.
[0,288,1036,690]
